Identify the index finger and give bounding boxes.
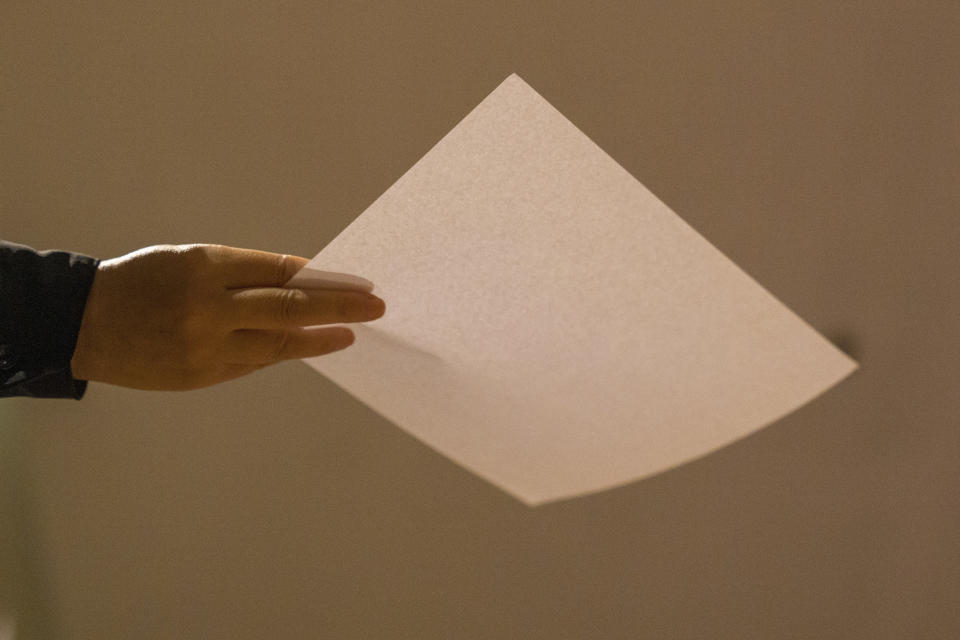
[212,246,310,289]
[284,266,375,294]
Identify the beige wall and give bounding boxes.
[2,2,958,638]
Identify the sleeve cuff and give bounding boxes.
[0,242,100,399]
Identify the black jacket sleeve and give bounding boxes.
[0,240,100,399]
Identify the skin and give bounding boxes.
[70,243,386,391]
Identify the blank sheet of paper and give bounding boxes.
[286,73,859,506]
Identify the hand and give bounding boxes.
[70,243,386,391]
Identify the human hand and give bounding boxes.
[70,243,385,391]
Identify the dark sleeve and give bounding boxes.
[0,240,100,399]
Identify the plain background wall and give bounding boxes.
[2,2,958,638]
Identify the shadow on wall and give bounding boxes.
[826,327,862,361]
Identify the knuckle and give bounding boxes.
[179,279,205,307]
[171,304,215,367]
[276,253,291,286]
[269,331,290,361]
[179,243,210,265]
[178,333,210,369]
[205,244,227,264]
[179,299,211,335]
[178,244,220,278]
[175,249,220,296]
[277,288,305,325]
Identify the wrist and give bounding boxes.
[70,263,106,382]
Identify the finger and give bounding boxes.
[221,327,355,365]
[225,287,386,330]
[285,266,375,294]
[211,246,310,288]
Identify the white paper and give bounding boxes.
[290,266,374,294]
[286,73,858,506]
